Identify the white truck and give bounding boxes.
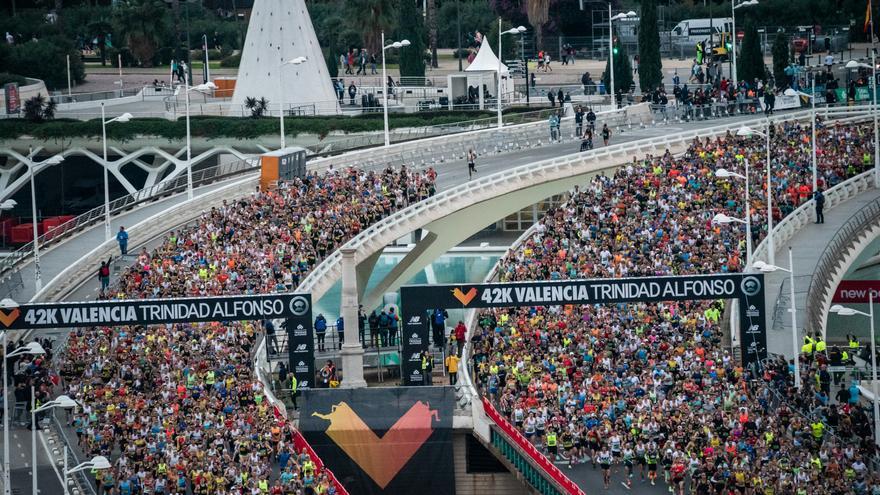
[671,18,734,45]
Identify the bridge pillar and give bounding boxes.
[339,247,367,388]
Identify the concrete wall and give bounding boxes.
[0,78,48,115]
[453,431,531,495]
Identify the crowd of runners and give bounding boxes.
[39,166,436,494]
[471,120,880,494]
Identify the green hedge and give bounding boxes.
[0,109,536,142]
[0,73,28,86]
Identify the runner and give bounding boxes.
[635,441,647,482]
[597,446,613,489]
[601,123,612,146]
[622,444,635,489]
[645,447,659,486]
[467,148,477,180]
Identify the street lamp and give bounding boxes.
[784,83,819,194]
[63,455,111,495]
[278,56,308,149]
[830,293,879,448]
[25,151,63,293]
[31,395,77,495]
[99,104,133,242]
[736,124,774,265]
[496,22,527,129]
[730,0,759,88]
[381,32,410,147]
[716,164,752,266]
[753,248,801,390]
[846,57,879,187]
[608,9,637,108]
[183,79,218,200]
[1,306,44,495]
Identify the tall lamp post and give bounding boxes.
[182,78,218,200]
[846,58,879,187]
[381,32,410,148]
[736,125,774,265]
[63,456,111,495]
[99,104,133,242]
[608,9,636,108]
[277,56,308,149]
[716,163,753,266]
[830,294,879,447]
[31,395,77,495]
[25,151,63,293]
[497,23,527,129]
[754,249,801,390]
[1,305,43,495]
[730,0,759,88]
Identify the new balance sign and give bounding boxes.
[408,316,421,324]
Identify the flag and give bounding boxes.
[865,0,872,33]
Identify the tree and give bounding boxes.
[426,0,438,68]
[244,96,268,118]
[737,21,766,85]
[526,0,550,51]
[343,0,396,55]
[397,0,426,78]
[4,36,85,89]
[23,95,56,123]
[486,18,517,63]
[602,32,634,97]
[326,48,339,78]
[637,0,663,92]
[113,0,169,67]
[772,31,790,88]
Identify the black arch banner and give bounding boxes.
[399,273,766,385]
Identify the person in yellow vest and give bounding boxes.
[802,336,816,361]
[546,428,558,460]
[815,335,827,354]
[445,353,460,385]
[258,478,269,494]
[810,420,825,443]
[421,350,433,385]
[290,374,299,410]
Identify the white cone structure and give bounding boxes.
[232,0,339,115]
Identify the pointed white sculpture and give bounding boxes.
[232,0,339,115]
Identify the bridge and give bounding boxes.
[5,103,880,495]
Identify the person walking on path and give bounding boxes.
[815,188,825,223]
[467,148,477,180]
[97,257,112,292]
[116,226,128,256]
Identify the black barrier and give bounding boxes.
[0,292,315,388]
[400,274,767,384]
[301,387,455,495]
[0,293,312,330]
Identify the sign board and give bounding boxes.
[301,387,455,495]
[399,273,767,384]
[285,293,315,390]
[832,280,880,304]
[0,293,312,330]
[4,83,20,114]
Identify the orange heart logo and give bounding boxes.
[313,401,439,488]
[452,287,478,306]
[0,308,20,327]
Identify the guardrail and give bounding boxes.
[0,156,259,277]
[298,106,870,301]
[806,193,880,336]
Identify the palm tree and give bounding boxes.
[113,0,169,67]
[527,0,550,51]
[343,0,396,54]
[426,0,438,68]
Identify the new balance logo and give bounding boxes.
[408,316,421,324]
[295,344,308,352]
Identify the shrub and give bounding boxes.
[0,73,28,86]
[219,53,241,68]
[22,95,56,123]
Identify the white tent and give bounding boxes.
[449,37,513,109]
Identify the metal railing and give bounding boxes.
[806,192,880,336]
[0,156,260,276]
[298,106,872,301]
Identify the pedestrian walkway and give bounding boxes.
[9,176,252,303]
[763,186,880,358]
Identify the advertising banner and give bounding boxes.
[0,293,312,330]
[300,387,455,495]
[832,280,880,303]
[399,303,430,386]
[285,293,315,390]
[399,273,766,382]
[4,83,20,114]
